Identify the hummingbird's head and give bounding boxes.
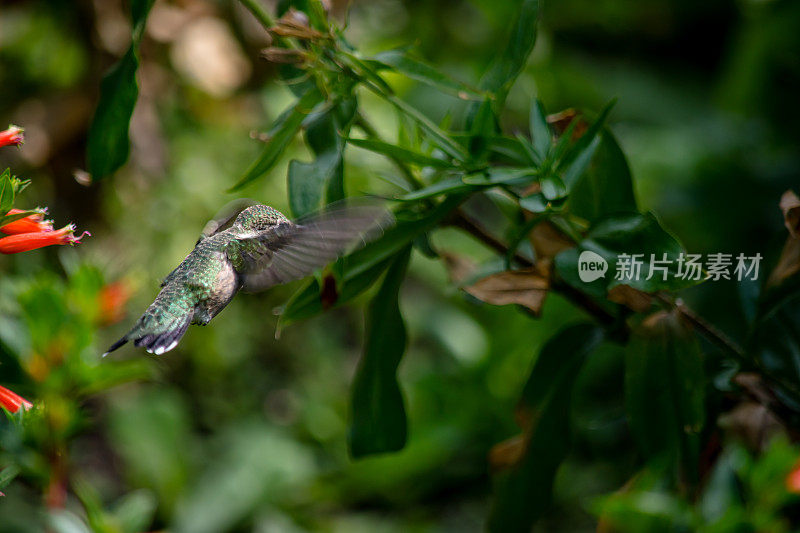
[233,204,289,232]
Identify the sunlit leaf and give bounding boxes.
[373,48,485,99]
[476,0,539,107]
[230,87,324,192]
[0,170,15,214]
[397,176,475,201]
[288,97,357,217]
[347,138,454,169]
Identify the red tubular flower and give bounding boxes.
[0,384,32,413]
[0,224,90,254]
[0,125,24,148]
[1,209,53,235]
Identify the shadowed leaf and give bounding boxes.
[349,246,411,457]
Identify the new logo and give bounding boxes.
[578,250,608,282]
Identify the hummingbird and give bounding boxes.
[104,199,392,356]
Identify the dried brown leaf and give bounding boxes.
[780,189,800,238]
[767,190,800,287]
[488,434,526,471]
[441,252,476,285]
[767,238,800,288]
[547,108,588,141]
[464,269,549,315]
[529,221,573,262]
[607,285,652,312]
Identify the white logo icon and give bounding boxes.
[578,250,608,282]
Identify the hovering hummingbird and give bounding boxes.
[104,199,392,356]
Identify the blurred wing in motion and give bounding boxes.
[197,198,259,244]
[228,200,393,292]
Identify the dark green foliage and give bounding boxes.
[86,0,154,179]
[625,312,705,482]
[349,247,411,457]
[489,323,604,532]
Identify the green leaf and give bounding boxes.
[625,311,705,482]
[476,0,539,107]
[0,169,14,214]
[229,87,324,192]
[462,167,537,186]
[488,323,603,532]
[529,99,551,160]
[288,97,357,217]
[347,138,454,169]
[554,213,699,298]
[172,423,313,533]
[380,93,469,161]
[0,210,37,229]
[397,176,476,201]
[468,98,497,161]
[86,0,155,179]
[372,48,485,99]
[112,490,157,533]
[349,246,412,457]
[750,290,800,408]
[0,464,20,491]
[540,174,567,201]
[567,129,638,223]
[557,100,616,187]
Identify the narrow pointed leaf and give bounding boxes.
[529,99,551,159]
[373,49,485,99]
[476,0,539,106]
[347,138,454,169]
[230,88,324,192]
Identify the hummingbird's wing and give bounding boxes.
[197,198,260,244]
[226,201,393,293]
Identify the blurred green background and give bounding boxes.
[0,0,798,531]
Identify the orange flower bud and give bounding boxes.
[0,224,90,254]
[1,208,53,235]
[0,125,24,148]
[0,384,32,413]
[98,281,131,325]
[788,462,800,494]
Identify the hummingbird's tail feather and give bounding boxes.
[102,336,129,357]
[133,311,193,355]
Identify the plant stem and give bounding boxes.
[238,0,300,49]
[238,0,275,30]
[451,209,751,360]
[654,293,747,360]
[450,210,618,327]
